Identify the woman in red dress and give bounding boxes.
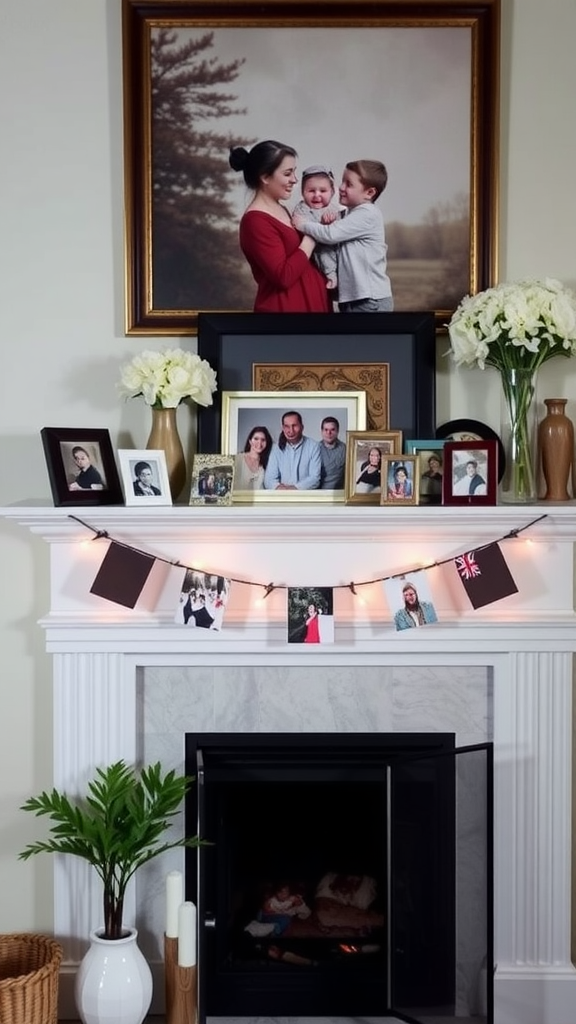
[304,603,321,643]
[229,140,331,313]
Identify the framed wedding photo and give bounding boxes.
[190,454,235,506]
[442,439,498,506]
[41,427,124,507]
[345,430,403,506]
[381,455,419,506]
[122,0,499,334]
[118,449,172,506]
[222,390,367,503]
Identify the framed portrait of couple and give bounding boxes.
[221,389,367,503]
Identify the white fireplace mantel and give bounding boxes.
[4,502,576,1024]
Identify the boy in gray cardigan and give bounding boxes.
[292,159,393,312]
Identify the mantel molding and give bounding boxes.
[1,501,572,544]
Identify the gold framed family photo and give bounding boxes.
[122,0,500,334]
[221,390,367,503]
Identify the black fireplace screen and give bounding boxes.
[185,733,493,1024]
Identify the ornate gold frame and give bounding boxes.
[122,0,500,335]
[253,362,389,431]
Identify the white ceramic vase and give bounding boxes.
[74,927,153,1024]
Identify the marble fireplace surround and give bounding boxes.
[5,502,576,1024]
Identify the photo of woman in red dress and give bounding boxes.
[229,140,331,313]
[287,587,334,645]
[304,603,321,643]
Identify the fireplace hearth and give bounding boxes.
[185,732,492,1023]
[5,503,576,1024]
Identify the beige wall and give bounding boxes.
[0,0,575,935]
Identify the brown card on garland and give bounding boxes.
[90,542,156,608]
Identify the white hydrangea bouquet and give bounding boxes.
[118,347,217,409]
[447,278,576,501]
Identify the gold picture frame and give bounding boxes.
[380,455,420,506]
[189,454,235,506]
[253,362,389,431]
[222,389,367,503]
[122,0,500,335]
[345,429,403,505]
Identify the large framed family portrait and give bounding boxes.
[122,0,500,334]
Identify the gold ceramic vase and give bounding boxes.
[146,406,186,502]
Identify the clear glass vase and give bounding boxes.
[499,367,538,504]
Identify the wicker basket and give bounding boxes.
[0,932,62,1024]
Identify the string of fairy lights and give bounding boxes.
[69,512,548,598]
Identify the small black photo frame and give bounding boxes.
[41,427,124,507]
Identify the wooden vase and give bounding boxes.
[146,406,187,502]
[538,398,574,501]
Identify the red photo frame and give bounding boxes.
[442,439,498,506]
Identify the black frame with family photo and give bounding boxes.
[442,439,498,506]
[122,0,499,333]
[197,312,436,453]
[41,427,124,507]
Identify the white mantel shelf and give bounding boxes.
[4,501,576,1024]
[2,500,574,543]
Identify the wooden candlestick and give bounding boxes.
[165,934,197,1024]
[173,964,197,1024]
[164,933,178,1024]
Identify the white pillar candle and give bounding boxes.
[177,900,197,967]
[166,870,183,938]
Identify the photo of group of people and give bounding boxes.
[190,455,235,505]
[224,391,367,497]
[236,409,346,492]
[175,570,231,630]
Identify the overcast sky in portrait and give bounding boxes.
[176,25,471,225]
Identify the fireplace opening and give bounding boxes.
[185,733,493,1024]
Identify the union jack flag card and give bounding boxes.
[455,542,518,609]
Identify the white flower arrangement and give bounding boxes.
[447,277,576,372]
[118,348,217,409]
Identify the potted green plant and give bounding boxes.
[19,759,204,1024]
